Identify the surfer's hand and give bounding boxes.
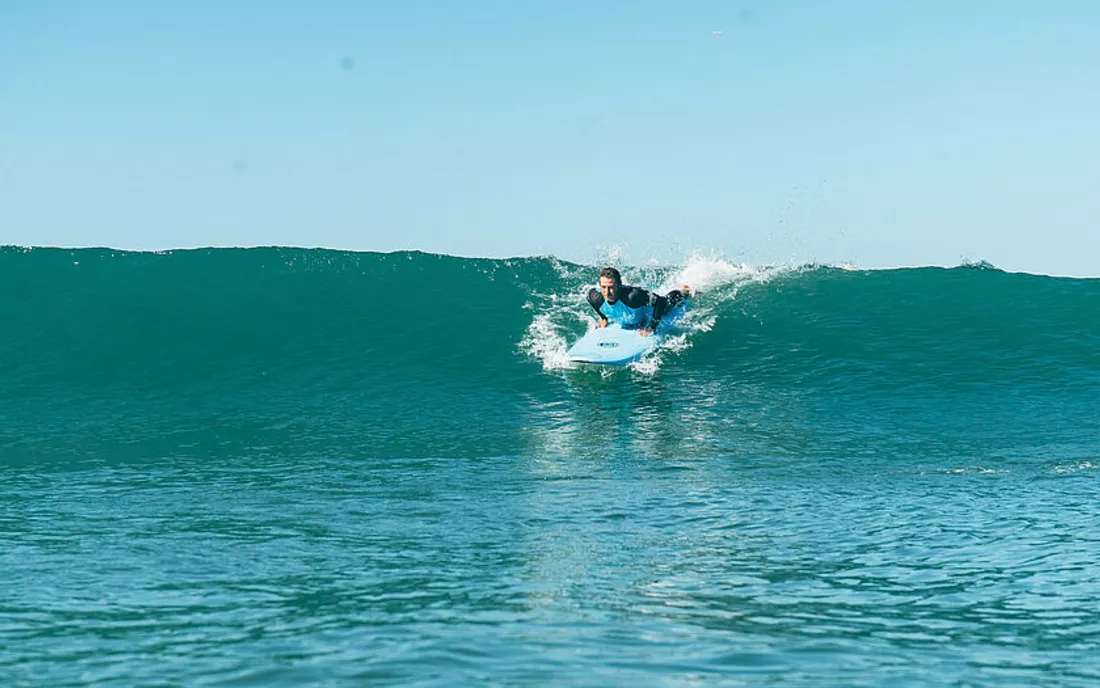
[595,320,609,329]
[637,328,654,337]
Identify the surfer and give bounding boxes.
[587,267,689,336]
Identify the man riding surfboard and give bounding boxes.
[587,267,690,336]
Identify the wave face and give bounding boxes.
[3,246,1099,463]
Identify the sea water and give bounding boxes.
[2,247,1099,685]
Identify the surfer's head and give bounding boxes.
[598,267,622,303]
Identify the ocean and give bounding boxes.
[2,246,1099,685]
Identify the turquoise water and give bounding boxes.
[3,247,1099,685]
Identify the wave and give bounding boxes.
[3,246,1099,462]
[3,246,1098,386]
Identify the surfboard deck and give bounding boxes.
[566,324,656,365]
[566,299,689,366]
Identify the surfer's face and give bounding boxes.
[598,277,619,304]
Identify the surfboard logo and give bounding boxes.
[597,341,620,348]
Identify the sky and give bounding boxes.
[1,1,1098,275]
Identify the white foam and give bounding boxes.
[518,312,572,370]
[1052,461,1097,475]
[518,293,593,371]
[938,467,1010,475]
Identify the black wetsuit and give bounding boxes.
[587,285,688,330]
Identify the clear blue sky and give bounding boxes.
[2,1,1098,275]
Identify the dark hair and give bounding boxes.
[599,267,622,285]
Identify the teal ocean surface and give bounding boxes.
[3,246,1099,686]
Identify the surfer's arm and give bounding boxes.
[648,294,669,331]
[587,289,609,324]
[617,287,666,331]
